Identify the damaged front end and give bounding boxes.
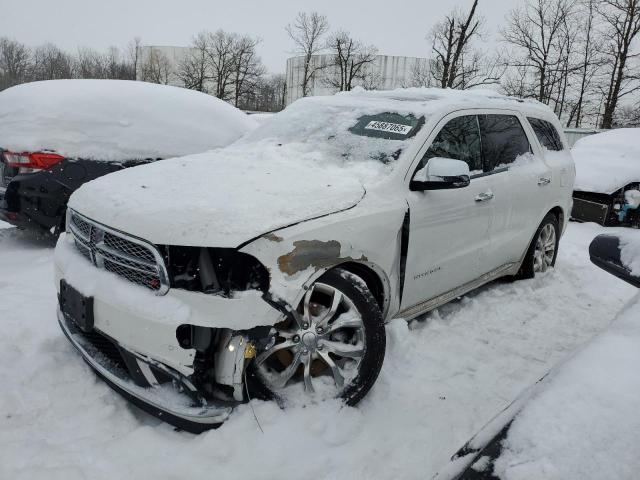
[56,211,291,432]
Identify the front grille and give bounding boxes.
[68,210,169,294]
[104,234,156,264]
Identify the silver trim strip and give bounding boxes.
[58,309,232,425]
[395,262,518,320]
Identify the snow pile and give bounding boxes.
[572,128,640,194]
[493,290,640,480]
[1,223,637,479]
[0,80,257,161]
[625,189,640,208]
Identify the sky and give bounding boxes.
[0,0,517,74]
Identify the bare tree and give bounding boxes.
[237,73,287,112]
[207,30,239,100]
[125,37,141,80]
[231,35,266,107]
[566,0,603,127]
[74,47,106,78]
[140,48,172,84]
[410,59,435,87]
[30,43,73,81]
[597,0,640,128]
[503,0,575,103]
[324,30,377,92]
[548,14,580,119]
[427,1,505,89]
[501,63,532,97]
[286,12,329,97]
[432,0,477,87]
[0,38,30,90]
[177,32,210,92]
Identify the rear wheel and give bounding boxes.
[249,268,385,406]
[516,213,559,279]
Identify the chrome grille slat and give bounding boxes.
[97,244,157,271]
[67,210,169,295]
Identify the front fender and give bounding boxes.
[240,198,408,318]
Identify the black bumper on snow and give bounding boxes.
[57,308,235,433]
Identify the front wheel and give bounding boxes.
[248,268,386,406]
[516,213,560,279]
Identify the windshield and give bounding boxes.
[242,98,426,172]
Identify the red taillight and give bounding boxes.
[4,151,65,171]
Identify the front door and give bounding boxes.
[401,114,494,311]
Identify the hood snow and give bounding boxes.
[0,79,257,161]
[68,142,367,246]
[573,128,640,194]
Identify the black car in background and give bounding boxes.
[0,79,257,236]
[0,151,147,234]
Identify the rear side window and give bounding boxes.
[527,117,564,151]
[421,115,482,174]
[479,114,531,172]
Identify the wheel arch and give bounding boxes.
[548,205,565,234]
[319,260,390,318]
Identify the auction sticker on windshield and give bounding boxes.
[350,112,424,141]
[364,121,413,135]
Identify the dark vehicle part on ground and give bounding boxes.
[589,234,640,287]
[572,183,640,228]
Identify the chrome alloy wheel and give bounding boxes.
[254,283,366,395]
[533,223,556,273]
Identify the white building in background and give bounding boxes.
[285,54,429,105]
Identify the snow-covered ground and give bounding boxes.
[0,221,636,480]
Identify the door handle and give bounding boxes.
[538,177,551,186]
[475,191,494,202]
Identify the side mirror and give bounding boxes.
[410,157,471,191]
[589,234,640,288]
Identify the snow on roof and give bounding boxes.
[0,80,257,161]
[304,86,554,118]
[573,128,640,194]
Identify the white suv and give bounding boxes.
[54,88,574,432]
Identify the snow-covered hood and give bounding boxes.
[573,128,640,194]
[68,142,367,247]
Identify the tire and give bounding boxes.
[515,212,560,279]
[247,268,386,407]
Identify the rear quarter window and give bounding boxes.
[527,117,564,151]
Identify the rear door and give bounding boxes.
[478,112,552,270]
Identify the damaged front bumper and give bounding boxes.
[58,308,235,433]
